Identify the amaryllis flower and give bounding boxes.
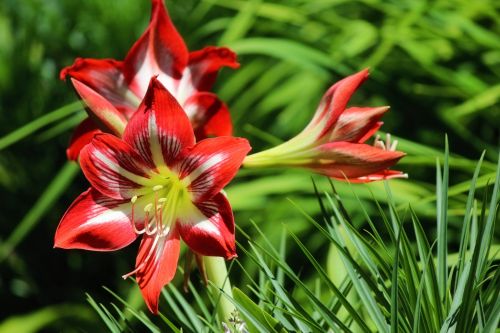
[243,69,406,182]
[54,78,251,313]
[60,0,238,160]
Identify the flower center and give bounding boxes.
[129,173,192,238]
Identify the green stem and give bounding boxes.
[203,256,235,324]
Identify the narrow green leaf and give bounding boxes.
[0,162,79,262]
[232,287,285,333]
[437,136,449,305]
[0,102,82,150]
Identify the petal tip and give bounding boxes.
[225,252,237,260]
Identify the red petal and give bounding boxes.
[71,79,128,136]
[307,142,405,180]
[178,193,236,259]
[123,0,188,99]
[184,46,239,92]
[306,69,370,139]
[329,106,388,143]
[123,78,195,169]
[66,118,101,161]
[80,133,155,200]
[183,92,233,139]
[60,58,138,114]
[135,230,180,314]
[357,121,383,144]
[175,136,251,202]
[54,188,137,251]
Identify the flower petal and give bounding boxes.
[123,77,195,170]
[305,69,370,139]
[80,133,155,199]
[54,188,137,251]
[135,230,180,314]
[178,193,236,259]
[175,136,251,202]
[66,118,101,161]
[175,46,239,102]
[307,142,405,180]
[123,0,188,99]
[60,57,139,114]
[71,79,128,136]
[187,46,239,91]
[330,106,388,143]
[183,92,233,139]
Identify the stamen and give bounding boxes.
[144,210,157,235]
[151,191,161,236]
[374,133,399,151]
[374,135,386,150]
[130,195,145,234]
[390,139,398,151]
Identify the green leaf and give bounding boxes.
[0,162,79,262]
[232,287,285,333]
[0,102,82,151]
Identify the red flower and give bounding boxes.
[243,69,406,182]
[61,0,238,160]
[54,78,251,313]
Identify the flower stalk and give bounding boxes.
[203,256,236,324]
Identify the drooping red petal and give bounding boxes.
[329,106,389,143]
[71,79,128,136]
[60,58,138,114]
[178,193,236,259]
[177,46,239,99]
[123,0,188,99]
[135,230,180,314]
[306,69,370,139]
[123,77,195,169]
[66,118,101,161]
[306,142,405,180]
[54,188,137,251]
[80,133,155,200]
[183,92,233,139]
[175,136,251,203]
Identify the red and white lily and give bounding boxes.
[243,69,406,182]
[60,0,238,160]
[54,78,251,313]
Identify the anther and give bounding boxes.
[131,195,138,204]
[152,185,163,191]
[144,203,153,212]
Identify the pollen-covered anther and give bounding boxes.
[144,203,153,212]
[157,197,167,209]
[152,185,164,191]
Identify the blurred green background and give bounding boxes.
[0,0,498,331]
